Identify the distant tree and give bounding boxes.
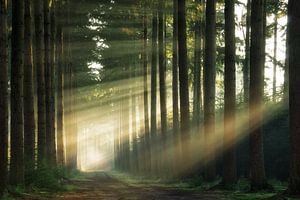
[193,0,203,126]
[158,0,167,135]
[223,0,237,185]
[142,8,151,173]
[204,0,216,181]
[151,3,158,137]
[249,0,267,190]
[172,0,179,134]
[10,0,25,186]
[24,0,36,178]
[288,0,300,195]
[0,0,8,194]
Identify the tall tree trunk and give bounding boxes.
[272,12,278,102]
[142,10,151,174]
[193,0,203,125]
[288,0,300,194]
[34,0,46,167]
[151,6,158,137]
[0,0,8,194]
[56,0,64,166]
[24,0,36,178]
[50,0,56,166]
[178,0,190,157]
[223,0,237,185]
[244,0,251,105]
[150,5,158,175]
[204,0,216,181]
[44,0,52,165]
[10,0,25,186]
[249,0,267,190]
[172,0,179,134]
[158,0,167,135]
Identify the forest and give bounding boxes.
[0,0,300,199]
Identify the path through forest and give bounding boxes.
[21,172,225,200]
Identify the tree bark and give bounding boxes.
[193,0,203,125]
[249,0,267,190]
[10,0,25,186]
[244,0,251,105]
[34,0,46,167]
[158,0,167,135]
[223,0,237,185]
[178,0,190,135]
[272,12,278,102]
[56,0,64,166]
[288,0,300,194]
[24,0,36,178]
[172,0,179,134]
[0,0,8,194]
[204,0,216,181]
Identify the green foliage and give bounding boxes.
[25,165,78,191]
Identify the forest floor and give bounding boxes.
[10,172,299,200]
[16,172,225,200]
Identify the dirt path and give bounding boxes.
[20,172,225,200]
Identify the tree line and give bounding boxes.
[0,0,78,195]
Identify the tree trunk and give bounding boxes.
[10,0,25,186]
[56,0,64,166]
[244,0,251,105]
[172,0,179,134]
[158,0,167,135]
[193,0,203,126]
[178,0,190,161]
[288,0,300,194]
[142,10,151,174]
[0,0,8,194]
[150,5,158,175]
[50,0,56,166]
[272,13,278,102]
[34,0,46,167]
[204,0,216,181]
[223,0,237,185]
[249,0,267,190]
[44,0,52,165]
[24,0,36,178]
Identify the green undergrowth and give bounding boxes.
[1,166,81,200]
[109,171,299,200]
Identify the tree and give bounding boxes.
[44,0,53,165]
[223,0,237,185]
[204,0,216,181]
[244,0,251,105]
[158,0,167,135]
[272,1,279,102]
[0,0,8,194]
[56,0,65,166]
[24,0,36,176]
[34,0,47,166]
[10,0,25,185]
[178,0,190,143]
[172,0,179,134]
[249,0,267,190]
[288,0,300,194]
[150,3,158,174]
[50,0,57,166]
[193,0,203,125]
[142,8,151,173]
